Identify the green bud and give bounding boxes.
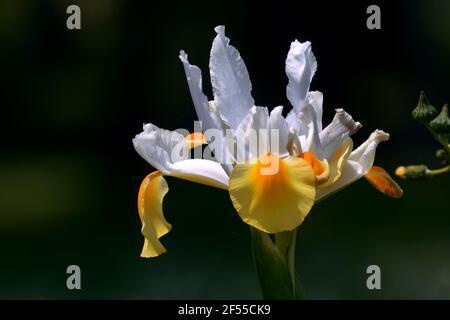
[395,165,429,179]
[411,91,438,124]
[435,149,448,164]
[429,104,450,134]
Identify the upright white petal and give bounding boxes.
[268,106,290,157]
[316,130,389,201]
[209,26,255,129]
[285,40,317,113]
[179,51,223,132]
[297,104,324,159]
[306,91,323,131]
[320,109,362,160]
[179,51,233,174]
[234,106,269,161]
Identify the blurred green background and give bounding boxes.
[0,0,449,299]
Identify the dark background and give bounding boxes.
[0,0,449,299]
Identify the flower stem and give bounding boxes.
[428,165,450,176]
[251,227,304,300]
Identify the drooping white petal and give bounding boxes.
[316,130,389,201]
[267,106,290,157]
[133,123,186,173]
[209,26,254,129]
[133,123,231,184]
[348,129,390,173]
[179,51,224,132]
[320,108,362,160]
[285,40,317,113]
[170,159,229,189]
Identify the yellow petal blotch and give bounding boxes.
[229,155,316,233]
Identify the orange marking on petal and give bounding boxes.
[185,132,206,149]
[299,152,326,176]
[137,170,161,222]
[250,154,287,205]
[331,142,347,163]
[365,166,403,198]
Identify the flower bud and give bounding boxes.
[395,165,429,179]
[429,104,450,134]
[411,91,438,124]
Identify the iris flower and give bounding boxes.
[133,26,402,259]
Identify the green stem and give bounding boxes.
[251,227,304,300]
[428,165,450,176]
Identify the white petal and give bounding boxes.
[268,106,289,157]
[316,130,389,201]
[298,104,324,159]
[348,129,390,173]
[285,40,317,113]
[306,91,323,131]
[209,26,254,129]
[179,51,223,132]
[285,108,301,132]
[234,106,269,161]
[287,91,323,133]
[133,123,185,173]
[170,159,229,189]
[320,108,362,160]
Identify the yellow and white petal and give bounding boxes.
[316,129,389,201]
[320,109,362,160]
[365,166,403,198]
[298,151,330,185]
[229,155,316,233]
[285,40,317,113]
[210,26,254,129]
[318,137,353,188]
[138,171,171,258]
